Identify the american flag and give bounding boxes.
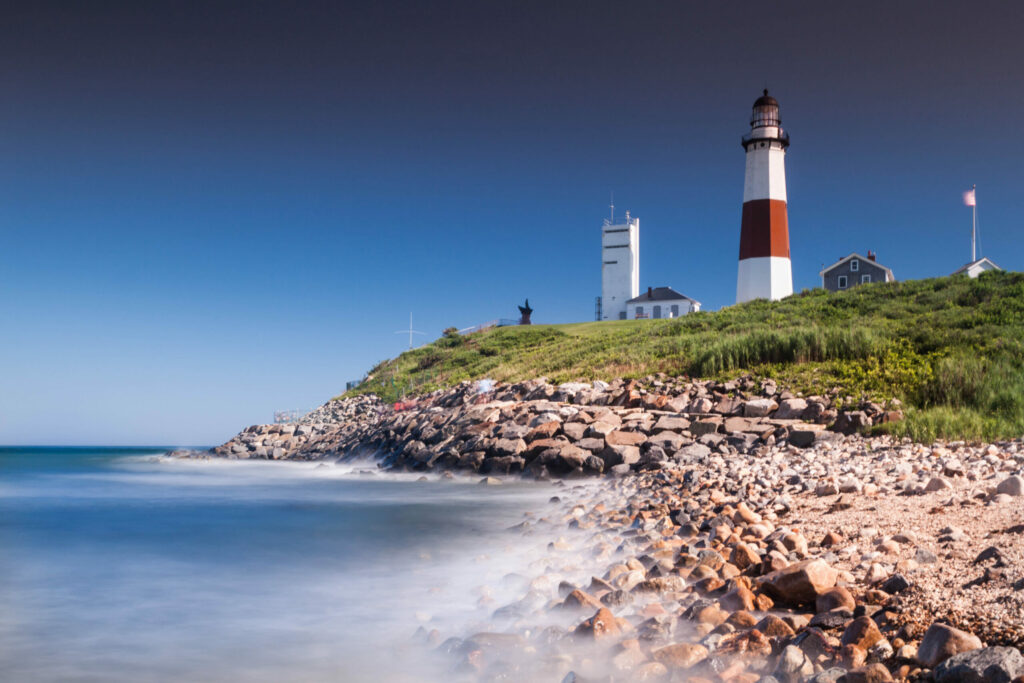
[963,188,976,206]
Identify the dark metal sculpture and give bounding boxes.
[518,299,533,325]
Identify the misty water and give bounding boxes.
[0,447,565,682]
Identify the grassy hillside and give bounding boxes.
[349,272,1024,442]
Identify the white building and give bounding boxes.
[952,257,1001,278]
[600,211,639,320]
[626,286,700,320]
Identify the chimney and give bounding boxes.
[868,250,876,262]
[647,286,653,298]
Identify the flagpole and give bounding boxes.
[971,184,977,262]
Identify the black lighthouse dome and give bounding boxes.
[742,89,789,149]
[750,89,781,128]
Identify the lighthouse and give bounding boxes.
[736,90,793,303]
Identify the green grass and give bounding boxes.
[346,271,1024,441]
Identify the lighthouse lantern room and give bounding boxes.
[736,90,793,303]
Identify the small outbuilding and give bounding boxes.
[951,257,1001,278]
[626,286,700,319]
[819,251,895,292]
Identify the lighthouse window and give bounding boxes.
[850,259,859,271]
[838,276,848,289]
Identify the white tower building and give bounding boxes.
[736,90,793,303]
[601,210,639,320]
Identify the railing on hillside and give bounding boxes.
[458,318,520,335]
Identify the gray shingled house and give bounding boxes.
[819,252,895,292]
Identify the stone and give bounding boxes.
[816,586,856,613]
[719,586,756,612]
[839,663,893,682]
[917,623,983,668]
[879,574,910,595]
[755,615,796,639]
[601,444,641,467]
[648,431,686,450]
[653,415,691,432]
[775,398,809,420]
[759,558,839,605]
[743,398,778,418]
[833,411,870,435]
[789,429,820,448]
[562,589,603,612]
[841,616,884,650]
[652,642,709,669]
[996,475,1024,497]
[777,644,815,677]
[691,420,721,436]
[605,430,647,447]
[576,607,623,640]
[932,646,1024,683]
[925,476,954,492]
[677,443,712,460]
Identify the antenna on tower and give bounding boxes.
[395,312,425,350]
[609,192,614,222]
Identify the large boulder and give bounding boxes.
[917,623,983,668]
[653,415,691,432]
[648,431,686,451]
[932,646,1024,683]
[775,397,809,420]
[743,398,778,418]
[759,558,838,605]
[833,411,871,435]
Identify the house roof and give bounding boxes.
[626,286,700,305]
[819,252,894,280]
[951,257,1001,275]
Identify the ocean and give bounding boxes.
[0,447,565,682]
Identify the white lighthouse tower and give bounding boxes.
[600,209,639,320]
[736,90,793,303]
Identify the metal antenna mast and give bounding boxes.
[971,184,977,263]
[609,191,615,222]
[395,312,425,350]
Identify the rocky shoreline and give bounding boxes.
[177,376,1024,681]
[198,375,904,477]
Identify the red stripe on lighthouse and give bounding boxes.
[739,199,790,260]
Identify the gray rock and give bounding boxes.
[833,411,870,435]
[743,398,778,417]
[775,398,809,420]
[648,431,685,450]
[933,646,1024,683]
[995,475,1024,497]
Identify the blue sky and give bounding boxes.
[1,1,1021,445]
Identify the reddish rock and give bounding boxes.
[916,623,983,668]
[759,558,838,605]
[816,586,857,613]
[605,429,647,446]
[652,642,709,669]
[839,643,868,669]
[719,585,756,612]
[754,615,795,639]
[730,542,761,569]
[841,616,884,650]
[524,421,560,441]
[716,629,772,658]
[576,607,623,640]
[561,589,603,611]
